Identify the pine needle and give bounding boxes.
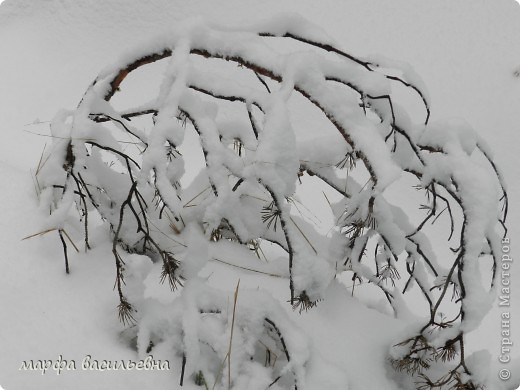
[60,229,80,253]
[35,143,49,175]
[289,216,318,255]
[183,186,211,208]
[212,257,283,278]
[21,228,57,241]
[228,279,240,390]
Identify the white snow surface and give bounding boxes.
[1,1,520,390]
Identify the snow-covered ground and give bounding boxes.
[0,1,519,389]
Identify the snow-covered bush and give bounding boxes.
[36,15,507,389]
